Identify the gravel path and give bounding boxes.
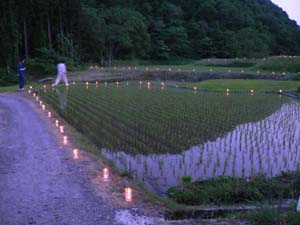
[0,93,121,225]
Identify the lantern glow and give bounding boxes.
[48,112,52,118]
[55,120,59,127]
[124,187,132,202]
[60,126,64,134]
[63,136,68,145]
[73,149,79,159]
[103,168,109,181]
[42,105,45,110]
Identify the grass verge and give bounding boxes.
[184,79,300,92]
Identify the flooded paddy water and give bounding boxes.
[40,84,300,195]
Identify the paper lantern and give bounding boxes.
[73,149,78,159]
[48,112,51,118]
[124,187,132,202]
[59,126,64,134]
[63,136,68,145]
[103,168,109,181]
[42,105,45,110]
[55,120,59,127]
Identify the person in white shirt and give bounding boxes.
[55,60,69,86]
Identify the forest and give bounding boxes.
[1,0,300,69]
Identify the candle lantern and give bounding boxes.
[42,105,45,110]
[33,93,36,97]
[226,89,230,92]
[73,149,79,159]
[103,168,109,181]
[48,112,52,118]
[86,81,89,85]
[40,101,43,106]
[193,87,197,90]
[124,187,132,202]
[63,136,68,145]
[60,126,64,134]
[30,86,33,89]
[55,120,59,127]
[36,96,39,101]
[279,89,282,94]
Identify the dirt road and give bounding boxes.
[0,92,126,225]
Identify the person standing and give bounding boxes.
[55,60,69,86]
[17,58,26,90]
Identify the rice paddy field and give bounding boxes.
[38,82,300,194]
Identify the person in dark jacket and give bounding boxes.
[18,58,26,90]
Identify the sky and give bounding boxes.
[271,0,300,25]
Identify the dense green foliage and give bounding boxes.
[39,84,288,154]
[1,0,300,71]
[167,172,300,205]
[242,203,300,225]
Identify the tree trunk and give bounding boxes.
[47,15,52,48]
[99,48,104,66]
[23,18,28,59]
[108,44,113,67]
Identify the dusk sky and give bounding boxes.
[271,0,300,25]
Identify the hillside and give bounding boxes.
[0,0,300,67]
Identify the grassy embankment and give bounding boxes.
[184,79,300,92]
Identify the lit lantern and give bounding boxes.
[147,82,151,86]
[42,105,45,110]
[55,120,59,127]
[30,86,32,89]
[48,112,52,118]
[226,89,230,92]
[63,136,68,145]
[40,101,43,106]
[193,87,197,90]
[28,90,31,94]
[73,149,79,159]
[60,126,64,134]
[73,81,76,85]
[116,81,119,85]
[226,92,230,96]
[251,90,254,94]
[103,168,109,181]
[279,89,282,94]
[124,187,132,202]
[139,81,142,85]
[96,81,99,85]
[33,93,36,97]
[36,96,39,101]
[86,81,89,85]
[161,82,165,87]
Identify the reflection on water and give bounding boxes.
[55,87,68,109]
[101,102,300,194]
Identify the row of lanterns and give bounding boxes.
[28,85,133,203]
